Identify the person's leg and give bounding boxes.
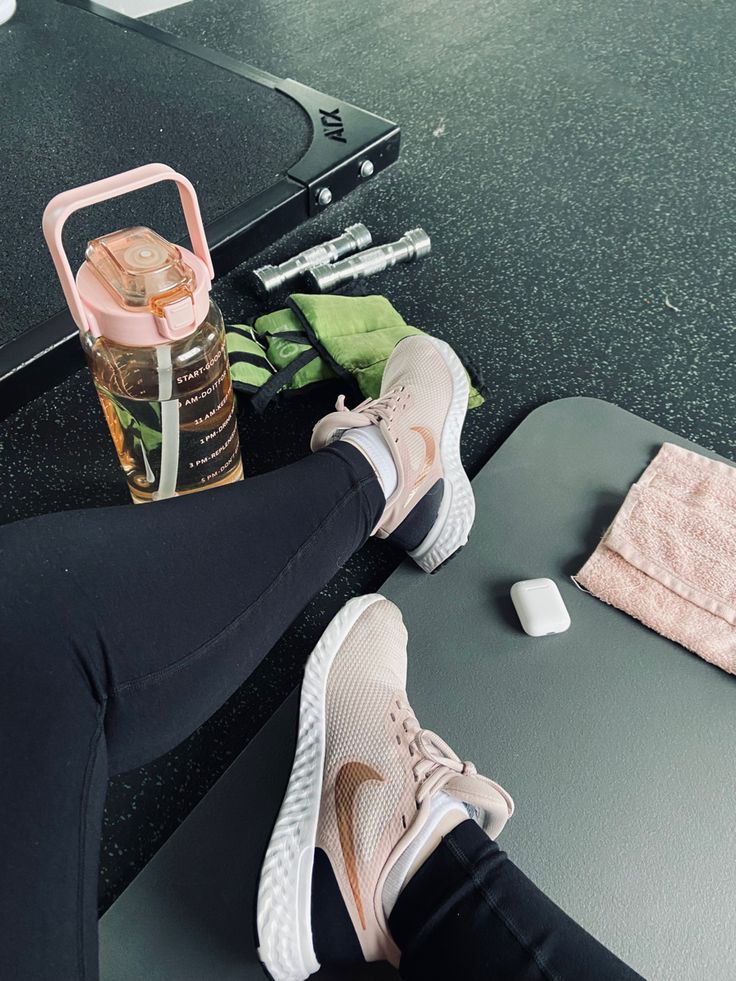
[257,596,642,981]
[0,442,383,981]
[1,332,472,981]
[389,820,643,981]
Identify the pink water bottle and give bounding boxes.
[43,164,243,503]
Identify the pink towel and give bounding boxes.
[575,442,736,675]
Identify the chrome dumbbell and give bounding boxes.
[252,223,372,295]
[306,228,430,293]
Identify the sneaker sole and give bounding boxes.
[408,337,475,573]
[256,594,386,981]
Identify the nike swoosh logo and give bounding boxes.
[335,761,385,930]
[403,426,437,509]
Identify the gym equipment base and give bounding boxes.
[100,398,736,981]
[0,0,399,417]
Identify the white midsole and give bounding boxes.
[408,337,475,572]
[256,594,386,981]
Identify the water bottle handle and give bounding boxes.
[42,163,214,334]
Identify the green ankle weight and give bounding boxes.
[226,293,485,412]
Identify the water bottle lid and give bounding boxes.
[43,164,216,346]
[87,227,193,308]
[77,227,211,346]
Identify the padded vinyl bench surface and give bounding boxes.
[100,398,736,981]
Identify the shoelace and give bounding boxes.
[334,386,409,429]
[401,718,514,831]
[407,725,478,804]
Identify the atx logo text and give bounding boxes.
[320,108,347,143]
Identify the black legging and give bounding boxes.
[0,442,640,980]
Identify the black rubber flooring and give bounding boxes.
[1,0,734,911]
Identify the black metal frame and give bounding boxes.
[0,0,400,418]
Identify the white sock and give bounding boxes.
[382,792,469,918]
[341,426,398,499]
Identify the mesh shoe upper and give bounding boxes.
[311,336,454,539]
[314,598,514,966]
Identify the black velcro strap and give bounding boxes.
[229,351,272,370]
[227,325,258,341]
[250,349,321,414]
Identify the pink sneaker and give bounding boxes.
[311,335,475,573]
[256,595,514,980]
